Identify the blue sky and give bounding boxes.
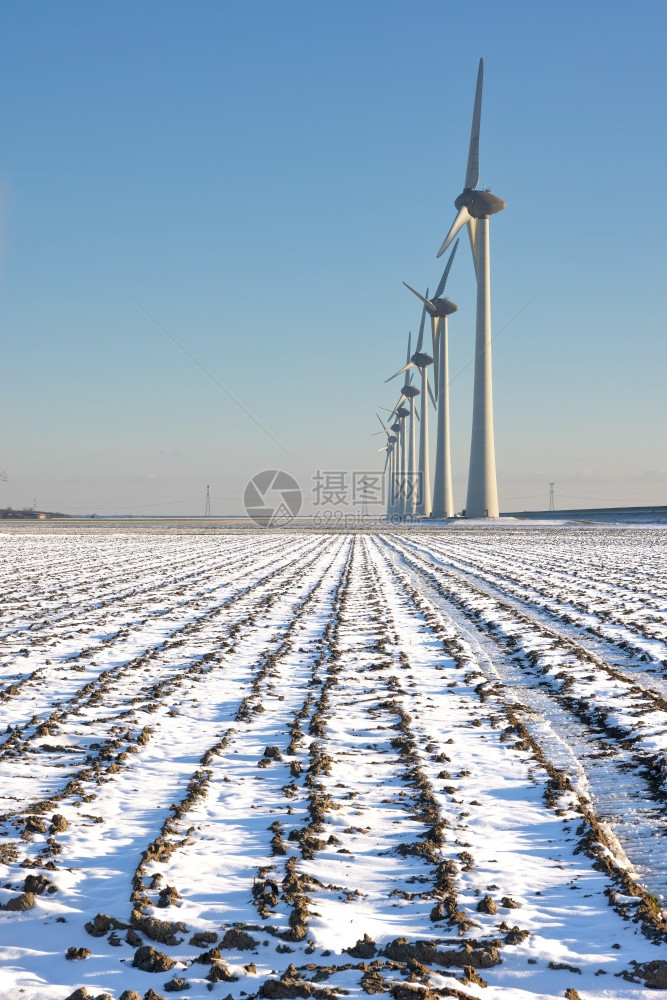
[1,0,665,515]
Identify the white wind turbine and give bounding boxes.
[399,335,421,516]
[403,241,459,518]
[392,399,412,518]
[384,333,421,517]
[437,58,505,518]
[376,414,398,516]
[386,300,434,517]
[377,402,409,516]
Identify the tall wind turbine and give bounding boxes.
[403,242,459,518]
[376,414,398,516]
[437,58,505,518]
[386,298,434,517]
[378,402,409,517]
[398,335,420,516]
[394,402,410,517]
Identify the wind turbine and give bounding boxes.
[377,403,408,516]
[437,58,505,518]
[403,242,459,518]
[376,414,398,516]
[386,299,435,517]
[394,401,411,517]
[398,335,420,516]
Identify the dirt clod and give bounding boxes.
[360,970,387,994]
[346,934,377,959]
[383,937,500,970]
[134,915,186,946]
[476,894,497,914]
[631,960,667,988]
[505,927,530,946]
[2,891,35,911]
[66,947,91,960]
[85,912,127,937]
[132,945,174,973]
[220,927,259,950]
[389,986,439,1000]
[548,961,581,974]
[24,873,54,895]
[206,961,239,982]
[460,965,488,987]
[189,931,218,947]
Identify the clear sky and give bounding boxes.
[1,0,665,516]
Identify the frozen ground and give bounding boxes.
[1,524,667,1000]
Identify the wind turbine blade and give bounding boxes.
[385,361,415,383]
[437,206,471,258]
[414,408,420,422]
[383,451,390,471]
[467,218,478,278]
[406,331,412,366]
[433,241,459,298]
[403,282,434,312]
[465,58,483,190]
[415,289,429,353]
[378,445,388,453]
[428,375,437,409]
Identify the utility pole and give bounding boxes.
[204,484,211,517]
[548,482,555,512]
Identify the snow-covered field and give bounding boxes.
[1,524,667,1000]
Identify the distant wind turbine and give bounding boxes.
[376,414,398,516]
[394,402,411,517]
[437,58,505,518]
[386,300,434,517]
[403,241,459,518]
[397,334,420,516]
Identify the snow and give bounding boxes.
[1,523,666,999]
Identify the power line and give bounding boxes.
[129,295,295,460]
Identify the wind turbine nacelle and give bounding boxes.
[455,188,506,218]
[402,385,420,398]
[391,422,401,432]
[411,351,434,367]
[388,435,397,444]
[396,407,410,419]
[431,298,458,318]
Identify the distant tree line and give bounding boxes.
[0,507,71,519]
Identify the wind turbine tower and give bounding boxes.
[386,303,434,517]
[377,414,397,517]
[398,336,420,516]
[396,404,410,516]
[437,59,505,518]
[403,242,459,519]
